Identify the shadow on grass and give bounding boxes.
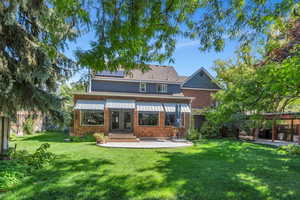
[3,139,300,200]
[21,131,68,143]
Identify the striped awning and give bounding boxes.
[106,99,135,109]
[74,100,105,110]
[163,103,191,113]
[136,102,164,112]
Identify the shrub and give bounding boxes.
[198,121,222,138]
[23,116,35,135]
[278,144,300,155]
[9,134,17,141]
[0,143,55,190]
[187,129,201,141]
[0,160,27,191]
[93,133,107,144]
[69,134,96,142]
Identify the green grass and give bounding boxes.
[1,131,300,200]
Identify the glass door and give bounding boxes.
[123,111,133,131]
[110,110,133,132]
[111,111,120,130]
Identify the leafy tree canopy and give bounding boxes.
[0,0,88,119]
[204,11,300,133]
[77,0,299,71]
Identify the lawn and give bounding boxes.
[1,132,300,200]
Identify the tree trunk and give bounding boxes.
[0,116,10,159]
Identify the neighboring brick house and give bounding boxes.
[73,65,220,139]
[10,111,44,136]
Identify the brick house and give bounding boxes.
[72,65,220,139]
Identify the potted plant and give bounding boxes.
[93,133,107,144]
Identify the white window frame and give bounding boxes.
[139,82,147,93]
[157,83,167,93]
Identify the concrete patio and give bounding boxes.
[98,139,193,149]
[253,139,299,147]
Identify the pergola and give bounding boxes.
[263,112,300,145]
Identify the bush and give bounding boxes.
[9,134,17,141]
[278,144,300,155]
[187,129,201,141]
[23,116,35,135]
[198,121,222,138]
[69,134,96,142]
[93,133,107,144]
[0,143,55,190]
[0,160,27,191]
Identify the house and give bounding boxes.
[10,111,44,136]
[72,65,221,139]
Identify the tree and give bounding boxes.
[0,0,88,156]
[204,12,300,136]
[0,0,88,118]
[77,0,299,72]
[58,82,86,130]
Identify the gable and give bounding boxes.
[182,68,220,90]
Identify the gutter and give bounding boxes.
[73,92,194,100]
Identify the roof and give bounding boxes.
[182,67,221,90]
[73,91,194,100]
[95,65,186,83]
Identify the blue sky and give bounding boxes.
[65,31,239,82]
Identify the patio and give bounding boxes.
[253,138,299,147]
[98,139,193,148]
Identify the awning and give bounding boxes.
[106,99,135,109]
[74,100,105,110]
[136,102,164,112]
[163,103,191,113]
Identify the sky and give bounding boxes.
[65,30,240,82]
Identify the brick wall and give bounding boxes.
[182,89,217,108]
[73,94,191,137]
[133,111,190,138]
[73,110,105,136]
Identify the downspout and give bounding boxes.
[189,99,192,132]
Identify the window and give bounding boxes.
[81,110,104,126]
[157,84,167,93]
[165,113,185,127]
[165,113,176,126]
[140,82,147,92]
[138,112,159,126]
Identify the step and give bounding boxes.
[108,133,136,139]
[107,138,140,142]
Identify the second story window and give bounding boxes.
[140,82,147,92]
[157,84,167,93]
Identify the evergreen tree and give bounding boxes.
[0,0,88,119]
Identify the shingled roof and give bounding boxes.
[95,65,187,83]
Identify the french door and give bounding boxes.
[110,109,133,132]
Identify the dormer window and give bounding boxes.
[140,82,147,93]
[157,84,167,93]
